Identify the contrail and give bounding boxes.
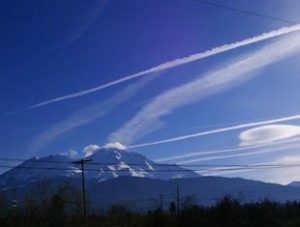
[109,30,300,144]
[3,23,300,116]
[128,114,300,149]
[178,141,300,164]
[29,77,151,152]
[154,137,300,163]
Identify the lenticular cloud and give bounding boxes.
[239,124,300,146]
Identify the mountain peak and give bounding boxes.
[0,143,200,189]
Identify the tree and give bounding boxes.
[169,201,176,214]
[48,193,66,226]
[0,194,7,218]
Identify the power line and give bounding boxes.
[0,164,203,172]
[0,164,229,172]
[192,0,296,25]
[3,156,300,168]
[198,165,300,173]
[2,163,300,173]
[0,157,72,164]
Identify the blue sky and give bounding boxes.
[1,0,300,184]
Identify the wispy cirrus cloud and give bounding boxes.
[197,154,300,185]
[155,136,300,163]
[30,77,150,152]
[109,32,300,145]
[178,141,300,164]
[3,23,300,118]
[128,115,300,149]
[53,0,108,50]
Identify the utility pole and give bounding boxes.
[72,159,92,218]
[176,185,180,215]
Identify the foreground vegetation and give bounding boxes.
[2,195,300,226]
[2,181,300,226]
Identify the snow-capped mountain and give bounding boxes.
[85,145,199,182]
[0,145,199,189]
[3,145,300,209]
[0,154,79,189]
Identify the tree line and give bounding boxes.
[1,180,300,226]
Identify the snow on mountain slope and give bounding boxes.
[0,154,79,188]
[85,146,199,182]
[0,144,200,189]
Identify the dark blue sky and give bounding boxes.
[1,0,300,183]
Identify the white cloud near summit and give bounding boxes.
[83,144,101,157]
[83,142,126,157]
[239,124,300,146]
[103,142,126,150]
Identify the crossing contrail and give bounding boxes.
[110,31,300,145]
[3,23,300,117]
[177,142,300,164]
[155,137,300,163]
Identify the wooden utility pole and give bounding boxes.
[72,159,92,218]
